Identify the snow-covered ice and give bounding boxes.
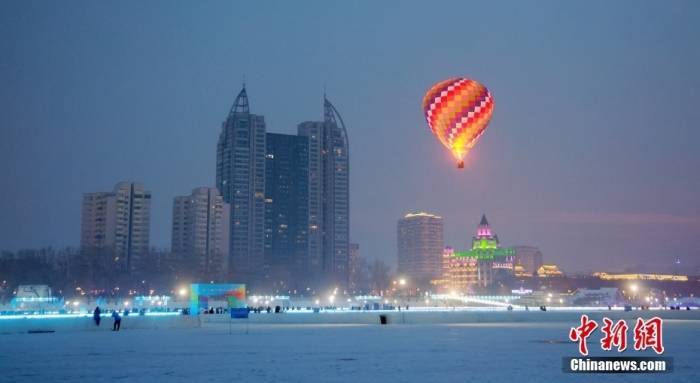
[1,317,699,382]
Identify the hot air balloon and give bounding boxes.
[422,77,494,168]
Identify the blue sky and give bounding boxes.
[1,0,699,273]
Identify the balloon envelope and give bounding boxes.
[422,78,494,167]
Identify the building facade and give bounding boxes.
[397,212,444,287]
[264,133,309,290]
[442,215,515,292]
[297,96,350,289]
[513,245,543,277]
[348,243,360,292]
[80,182,151,273]
[171,187,230,282]
[537,264,564,278]
[216,86,266,285]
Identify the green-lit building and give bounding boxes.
[441,215,515,291]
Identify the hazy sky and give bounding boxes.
[1,0,699,273]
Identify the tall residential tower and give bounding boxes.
[216,86,266,285]
[171,187,230,282]
[297,96,350,289]
[264,133,309,290]
[397,212,444,288]
[80,182,151,274]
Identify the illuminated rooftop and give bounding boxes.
[476,214,493,237]
[404,211,442,219]
[453,248,515,260]
[537,264,564,277]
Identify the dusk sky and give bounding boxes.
[1,0,699,274]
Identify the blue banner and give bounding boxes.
[230,307,249,319]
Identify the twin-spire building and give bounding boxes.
[80,86,350,291]
[216,86,350,290]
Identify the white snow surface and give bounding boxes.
[1,317,699,382]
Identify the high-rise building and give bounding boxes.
[264,133,309,290]
[397,212,444,287]
[297,96,349,289]
[171,187,230,282]
[513,245,543,277]
[216,86,266,284]
[80,182,151,273]
[348,243,360,291]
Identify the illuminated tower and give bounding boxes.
[443,214,514,292]
[473,214,499,251]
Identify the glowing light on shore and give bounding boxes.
[595,272,688,282]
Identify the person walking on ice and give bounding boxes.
[111,310,122,331]
[93,306,101,326]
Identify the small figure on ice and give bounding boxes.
[93,306,101,326]
[112,310,122,331]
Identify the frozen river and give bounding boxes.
[1,318,699,382]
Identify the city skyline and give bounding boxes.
[1,1,699,274]
[3,3,700,383]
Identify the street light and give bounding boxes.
[399,278,406,286]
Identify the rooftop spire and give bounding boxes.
[476,214,492,237]
[323,94,349,145]
[480,214,489,226]
[228,85,249,118]
[323,94,336,124]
